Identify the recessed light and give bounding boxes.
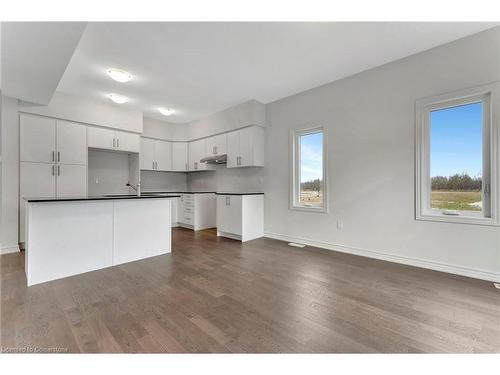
[106,68,133,83]
[107,93,129,104]
[158,107,175,116]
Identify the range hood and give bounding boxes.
[200,154,227,164]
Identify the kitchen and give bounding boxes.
[19,99,266,285]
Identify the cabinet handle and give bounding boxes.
[152,161,155,170]
[57,151,60,162]
[185,163,187,170]
[57,165,60,176]
[215,146,218,154]
[194,162,197,170]
[225,196,230,205]
[52,151,55,162]
[155,161,158,170]
[52,165,55,176]
[117,138,120,148]
[113,138,116,148]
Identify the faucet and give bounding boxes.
[126,181,141,197]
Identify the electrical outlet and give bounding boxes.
[94,177,100,184]
[494,283,500,290]
[337,219,343,230]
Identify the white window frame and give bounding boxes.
[415,83,499,226]
[290,126,328,213]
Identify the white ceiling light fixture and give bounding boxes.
[158,107,175,116]
[107,93,129,104]
[106,68,133,83]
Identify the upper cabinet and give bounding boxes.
[20,114,86,166]
[188,139,207,171]
[87,126,140,153]
[172,142,188,171]
[205,133,227,156]
[227,126,265,168]
[140,138,172,171]
[56,120,87,165]
[20,114,56,163]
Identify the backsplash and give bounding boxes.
[140,170,188,191]
[187,165,266,192]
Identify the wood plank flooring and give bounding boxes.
[1,228,499,353]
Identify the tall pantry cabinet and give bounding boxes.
[19,114,87,241]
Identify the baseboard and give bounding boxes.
[1,245,20,255]
[264,232,500,283]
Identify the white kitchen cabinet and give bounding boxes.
[140,138,172,171]
[56,164,87,197]
[140,138,155,170]
[171,197,179,227]
[172,142,188,171]
[155,140,172,171]
[178,193,216,230]
[87,126,115,150]
[20,114,56,163]
[115,130,140,153]
[56,120,87,165]
[216,194,264,242]
[87,126,140,153]
[227,126,265,168]
[205,133,227,156]
[188,139,207,171]
[19,162,56,241]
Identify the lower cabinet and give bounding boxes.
[178,193,216,230]
[216,194,264,242]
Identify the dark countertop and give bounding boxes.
[142,191,264,196]
[215,192,264,195]
[24,194,181,203]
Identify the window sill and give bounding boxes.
[416,211,499,226]
[290,205,329,214]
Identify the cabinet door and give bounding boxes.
[206,134,227,156]
[226,130,240,168]
[56,164,87,197]
[20,114,56,163]
[56,120,87,165]
[116,130,140,153]
[87,127,115,150]
[140,138,155,170]
[19,162,56,241]
[172,142,188,171]
[238,127,254,167]
[216,195,242,235]
[188,139,207,171]
[155,140,172,171]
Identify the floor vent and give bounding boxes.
[494,283,500,290]
[288,242,306,248]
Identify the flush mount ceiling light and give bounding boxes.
[107,93,129,104]
[158,107,175,116]
[106,68,133,83]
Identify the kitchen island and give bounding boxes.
[24,195,179,286]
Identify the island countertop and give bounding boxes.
[24,194,181,203]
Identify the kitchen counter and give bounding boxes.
[24,195,174,286]
[24,194,181,203]
[142,191,264,195]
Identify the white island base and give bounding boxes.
[25,197,174,286]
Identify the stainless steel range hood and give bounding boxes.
[200,154,227,164]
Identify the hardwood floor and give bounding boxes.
[1,228,499,353]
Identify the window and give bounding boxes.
[416,84,499,225]
[291,127,327,212]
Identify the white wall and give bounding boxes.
[264,27,500,280]
[1,96,19,253]
[142,117,189,141]
[18,92,143,133]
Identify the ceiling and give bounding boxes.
[24,22,500,123]
[1,22,86,104]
